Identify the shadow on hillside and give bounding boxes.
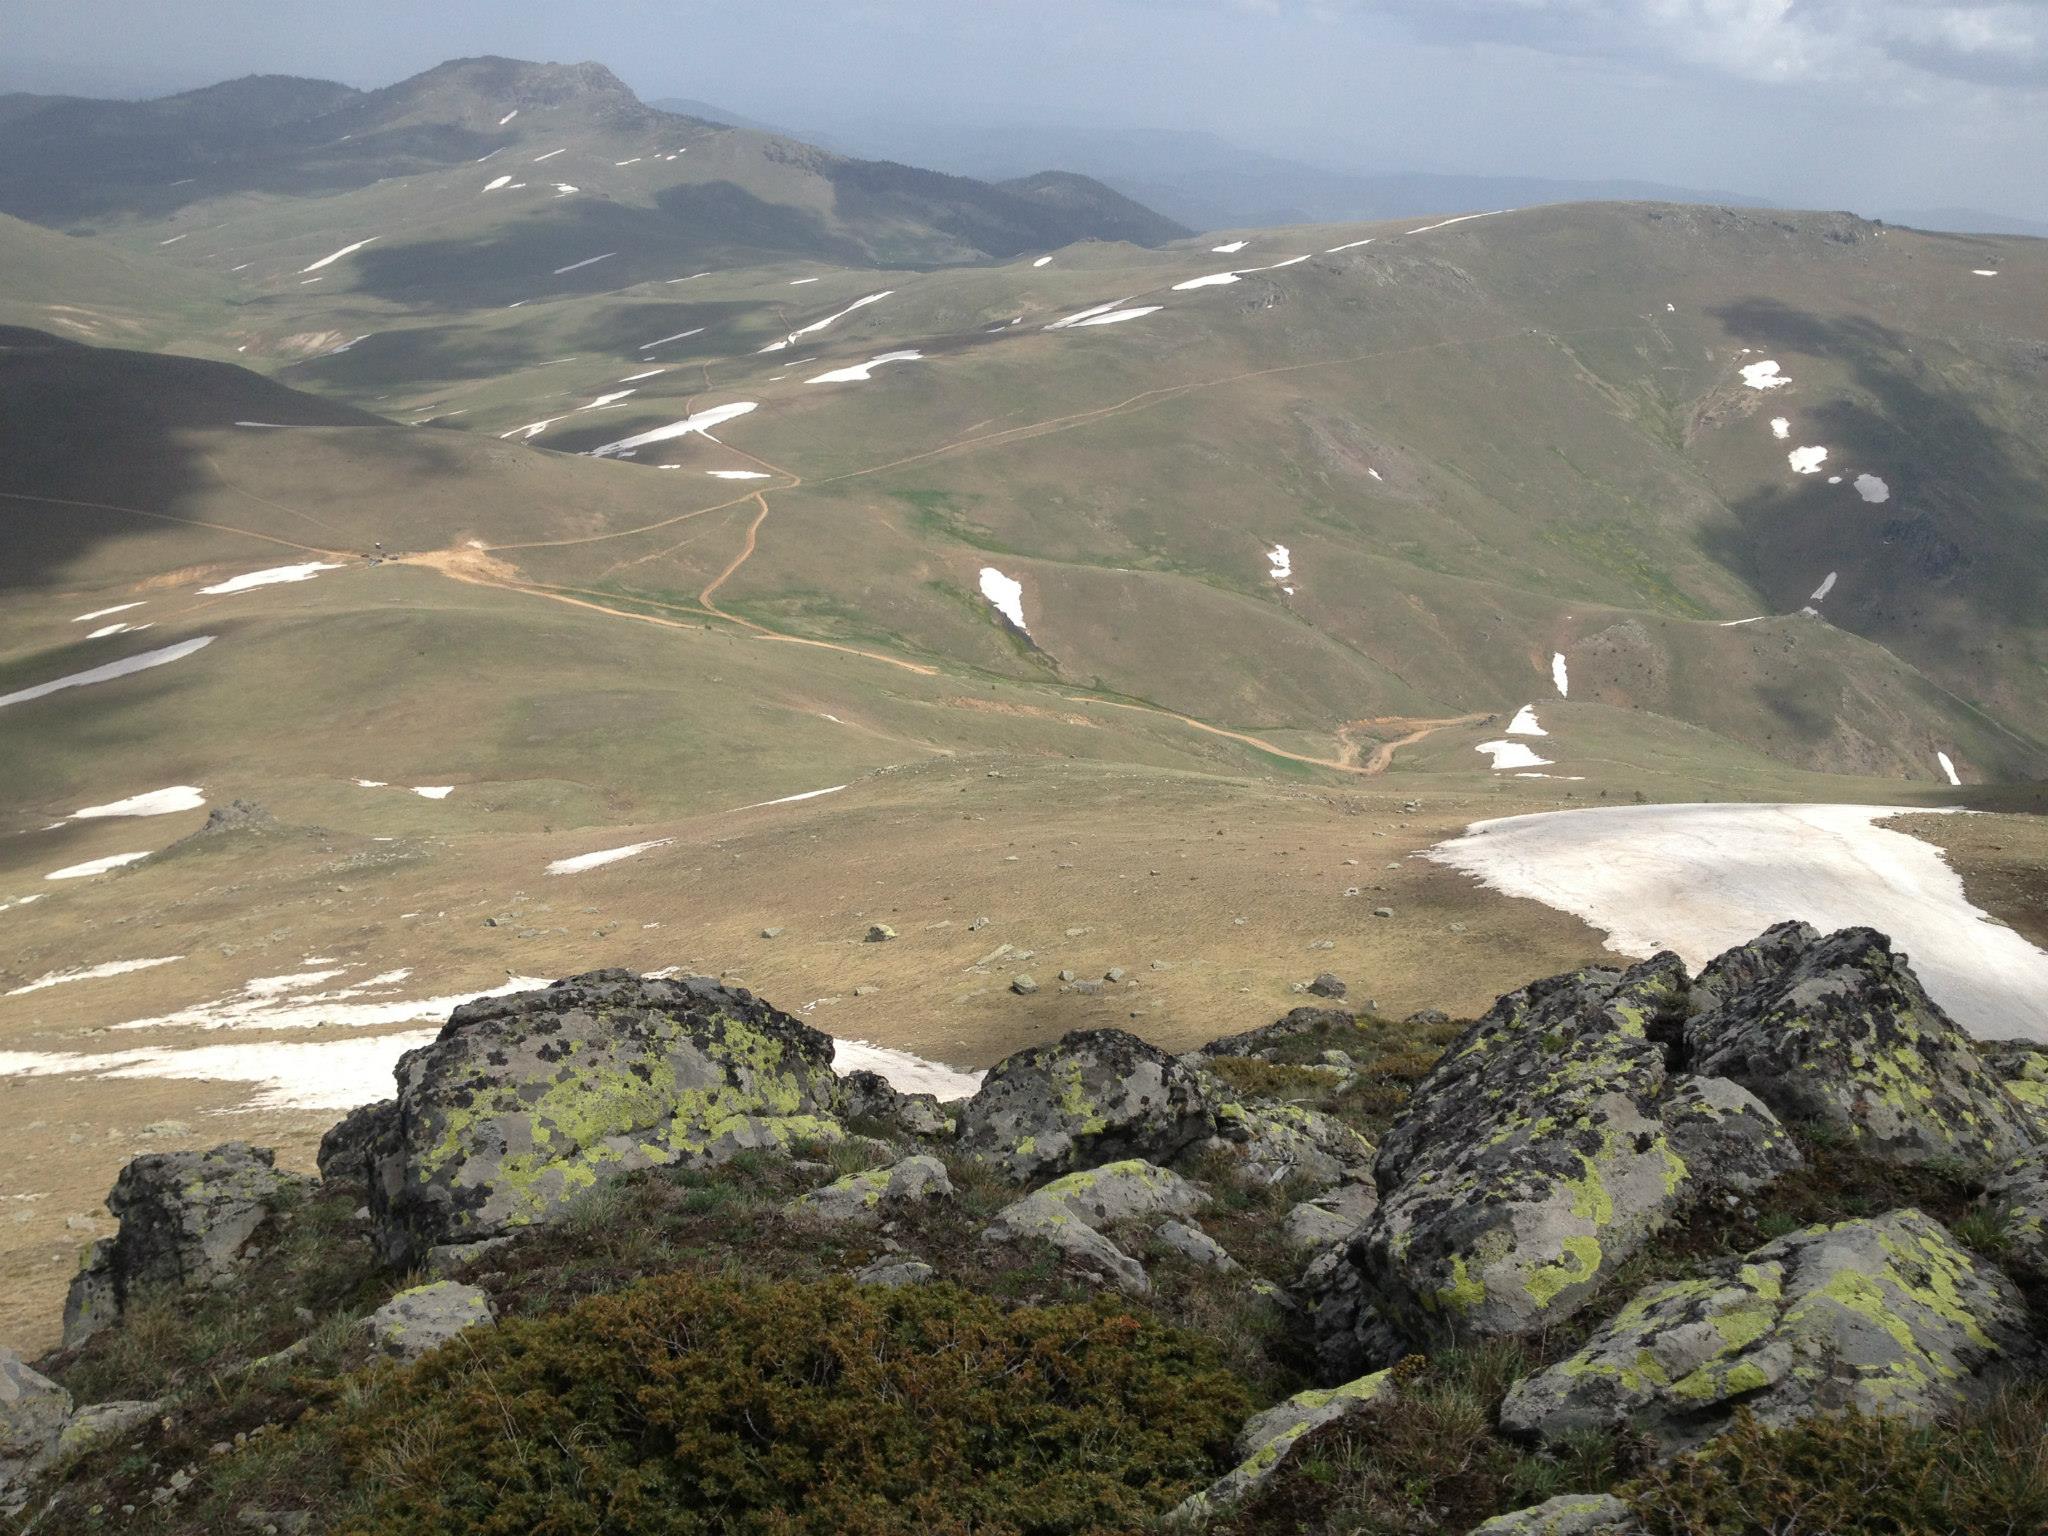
[0,327,381,590]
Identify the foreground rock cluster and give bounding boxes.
[8,923,2048,1531]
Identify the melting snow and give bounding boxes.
[1045,299,1129,329]
[6,956,182,997]
[590,401,758,458]
[618,367,667,382]
[1551,653,1570,697]
[1033,256,1052,267]
[1476,740,1553,771]
[552,183,578,196]
[1507,705,1547,736]
[72,787,205,819]
[158,234,187,246]
[352,779,387,788]
[497,109,518,125]
[1172,253,1310,291]
[0,636,215,711]
[1740,360,1789,390]
[1719,616,1766,627]
[830,1038,984,1099]
[1811,571,1838,602]
[72,603,143,623]
[300,238,377,274]
[1266,544,1292,583]
[1973,269,1998,277]
[1854,473,1890,503]
[547,838,673,875]
[1788,446,1828,474]
[1212,240,1248,253]
[199,563,342,594]
[615,157,642,166]
[579,389,636,410]
[411,786,453,799]
[86,623,148,639]
[483,175,514,191]
[1770,417,1790,439]
[640,327,705,350]
[807,350,923,384]
[553,252,615,275]
[1064,306,1161,328]
[1407,210,1506,235]
[736,785,848,811]
[46,853,151,880]
[533,148,566,162]
[1325,237,1375,253]
[1938,752,1962,786]
[1425,802,2048,1040]
[759,291,891,352]
[978,567,1029,633]
[0,895,47,914]
[707,470,772,479]
[500,417,560,440]
[790,277,820,285]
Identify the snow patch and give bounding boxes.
[736,785,848,811]
[553,252,615,275]
[1407,210,1507,235]
[707,470,772,479]
[199,563,341,594]
[978,567,1028,633]
[1854,473,1890,503]
[1425,802,2048,1040]
[1324,237,1375,253]
[1740,360,1789,390]
[547,838,673,875]
[1550,653,1569,697]
[1266,544,1292,583]
[497,109,518,125]
[1212,240,1248,253]
[1770,417,1790,439]
[300,238,377,274]
[639,327,705,350]
[1811,571,1838,602]
[1476,740,1554,771]
[807,350,922,384]
[831,1038,984,1099]
[483,175,513,191]
[759,291,891,353]
[411,786,453,800]
[7,956,183,997]
[1507,705,1546,737]
[532,148,566,162]
[618,367,667,382]
[46,853,151,880]
[1032,256,1052,267]
[0,636,215,711]
[1973,269,1998,277]
[1063,306,1160,328]
[1938,752,1961,787]
[1788,445,1828,474]
[72,787,204,819]
[73,603,143,623]
[589,401,757,459]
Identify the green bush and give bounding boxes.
[327,1273,1250,1536]
[1626,1393,2048,1535]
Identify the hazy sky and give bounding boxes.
[9,0,2047,219]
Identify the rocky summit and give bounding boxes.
[8,925,2048,1533]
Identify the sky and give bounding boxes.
[7,0,2047,221]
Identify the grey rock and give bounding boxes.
[838,1070,949,1137]
[424,1237,513,1277]
[1307,972,1347,999]
[854,1256,936,1288]
[56,1400,162,1463]
[1213,1099,1374,1188]
[761,927,783,939]
[1404,1008,1449,1027]
[365,1281,495,1362]
[1104,967,1126,983]
[1356,953,1699,1343]
[1372,907,1394,919]
[1168,1370,1396,1522]
[956,1028,1215,1181]
[370,971,843,1266]
[864,924,897,943]
[1297,1242,1403,1382]
[1983,1143,2048,1271]
[788,1155,953,1224]
[1202,1006,1354,1061]
[1686,923,2040,1166]
[982,1160,1207,1294]
[1283,1182,1380,1253]
[1156,1219,1235,1270]
[1500,1209,2032,1454]
[1467,1494,1643,1536]
[1,1349,72,1511]
[64,1143,315,1348]
[1660,1075,1804,1193]
[1010,974,1038,995]
[316,1099,398,1194]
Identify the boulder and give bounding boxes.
[1500,1209,2031,1454]
[1168,1370,1395,1522]
[365,1281,495,1362]
[1,1349,71,1512]
[1685,924,2039,1165]
[370,971,844,1265]
[787,1155,953,1225]
[1978,1038,2048,1123]
[956,1028,1214,1182]
[837,1069,949,1138]
[1213,1099,1374,1188]
[1296,1244,1403,1383]
[1156,1220,1235,1270]
[1659,1076,1805,1193]
[1283,1182,1379,1254]
[316,1099,399,1195]
[1466,1494,1642,1536]
[1983,1144,2048,1271]
[1355,954,1701,1342]
[1202,1006,1354,1060]
[55,1399,162,1463]
[981,1159,1207,1294]
[853,1256,936,1288]
[1307,973,1348,999]
[63,1143,315,1347]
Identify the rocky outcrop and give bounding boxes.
[837,1069,949,1138]
[1354,954,1706,1342]
[1283,1182,1379,1254]
[1984,1145,2048,1271]
[1213,1099,1374,1188]
[1,1350,71,1514]
[1686,923,2040,1166]
[956,1029,1214,1182]
[981,1159,1208,1294]
[316,1099,399,1195]
[1658,1076,1805,1193]
[1202,1006,1355,1060]
[1500,1209,2032,1453]
[53,1400,161,1464]
[64,1143,315,1348]
[787,1155,953,1225]
[369,971,844,1265]
[1169,1369,1395,1522]
[365,1281,495,1362]
[1467,1494,1642,1536]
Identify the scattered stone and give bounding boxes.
[1010,974,1039,996]
[1686,924,2042,1166]
[1214,1099,1374,1187]
[1,1348,71,1511]
[1372,907,1394,919]
[1169,1370,1395,1522]
[981,1160,1206,1294]
[788,1156,953,1225]
[424,1237,513,1277]
[1065,927,1090,938]
[853,1256,936,1288]
[1307,973,1347,999]
[967,916,989,931]
[1309,939,1335,951]
[1203,1006,1353,1061]
[1500,1209,2032,1454]
[365,1281,495,1362]
[1104,967,1126,982]
[1660,1075,1804,1193]
[368,972,843,1266]
[1984,1144,2048,1271]
[761,927,783,939]
[956,1029,1215,1181]
[1058,969,1076,983]
[55,1399,162,1464]
[1468,1494,1642,1535]
[864,924,897,943]
[1156,1219,1235,1270]
[852,984,879,997]
[1403,1008,1448,1027]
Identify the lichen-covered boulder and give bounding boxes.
[365,1281,495,1362]
[837,1069,949,1138]
[372,971,844,1265]
[55,1399,161,1463]
[1983,1144,2048,1271]
[1499,1209,2031,1454]
[1167,1370,1394,1522]
[787,1155,953,1224]
[317,1099,399,1193]
[1466,1494,1642,1536]
[1202,1006,1355,1060]
[956,1029,1214,1182]
[63,1143,315,1347]
[1213,1100,1374,1188]
[1,1349,71,1512]
[1354,954,1699,1343]
[1685,923,2039,1166]
[1979,1038,2048,1125]
[981,1159,1207,1294]
[1659,1076,1804,1193]
[1284,1182,1379,1254]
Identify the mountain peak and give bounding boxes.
[369,55,647,129]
